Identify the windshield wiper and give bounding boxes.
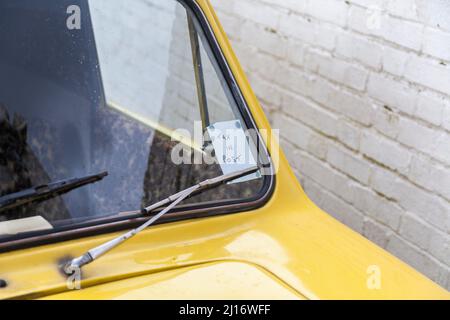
[0,171,108,213]
[63,166,259,275]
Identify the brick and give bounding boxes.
[396,118,450,164]
[262,0,307,13]
[279,13,317,43]
[387,234,448,286]
[348,5,381,36]
[248,74,283,109]
[423,27,450,62]
[274,62,311,94]
[349,6,423,50]
[275,112,330,161]
[363,218,394,248]
[404,55,450,96]
[382,46,409,77]
[372,104,401,139]
[396,117,436,154]
[279,137,299,168]
[429,131,450,164]
[399,213,433,250]
[286,39,305,67]
[337,119,361,151]
[369,167,404,198]
[273,113,310,150]
[443,105,450,131]
[367,73,417,115]
[279,135,295,156]
[428,231,450,266]
[381,17,424,51]
[314,24,338,51]
[305,0,348,27]
[371,167,450,232]
[360,130,411,174]
[351,183,403,230]
[301,176,322,200]
[232,42,259,72]
[211,0,235,15]
[386,0,419,20]
[241,21,287,58]
[309,78,375,126]
[327,143,372,184]
[306,132,329,160]
[282,92,338,138]
[234,0,283,29]
[336,31,383,69]
[348,0,385,8]
[415,91,446,126]
[279,14,337,50]
[248,51,283,79]
[305,50,369,91]
[217,13,243,40]
[416,0,450,32]
[297,151,354,204]
[409,154,450,202]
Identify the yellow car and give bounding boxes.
[0,0,448,300]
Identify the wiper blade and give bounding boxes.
[63,165,259,275]
[0,171,108,213]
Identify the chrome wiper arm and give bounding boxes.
[0,171,108,213]
[63,166,259,275]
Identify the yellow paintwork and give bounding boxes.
[0,0,448,300]
[41,262,304,300]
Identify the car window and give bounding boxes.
[0,0,269,243]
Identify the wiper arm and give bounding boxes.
[63,165,259,275]
[0,171,108,213]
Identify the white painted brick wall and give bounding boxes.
[210,0,450,289]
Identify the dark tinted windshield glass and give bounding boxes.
[0,0,266,241]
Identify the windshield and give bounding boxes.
[0,0,268,243]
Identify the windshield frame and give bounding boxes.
[0,0,275,253]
